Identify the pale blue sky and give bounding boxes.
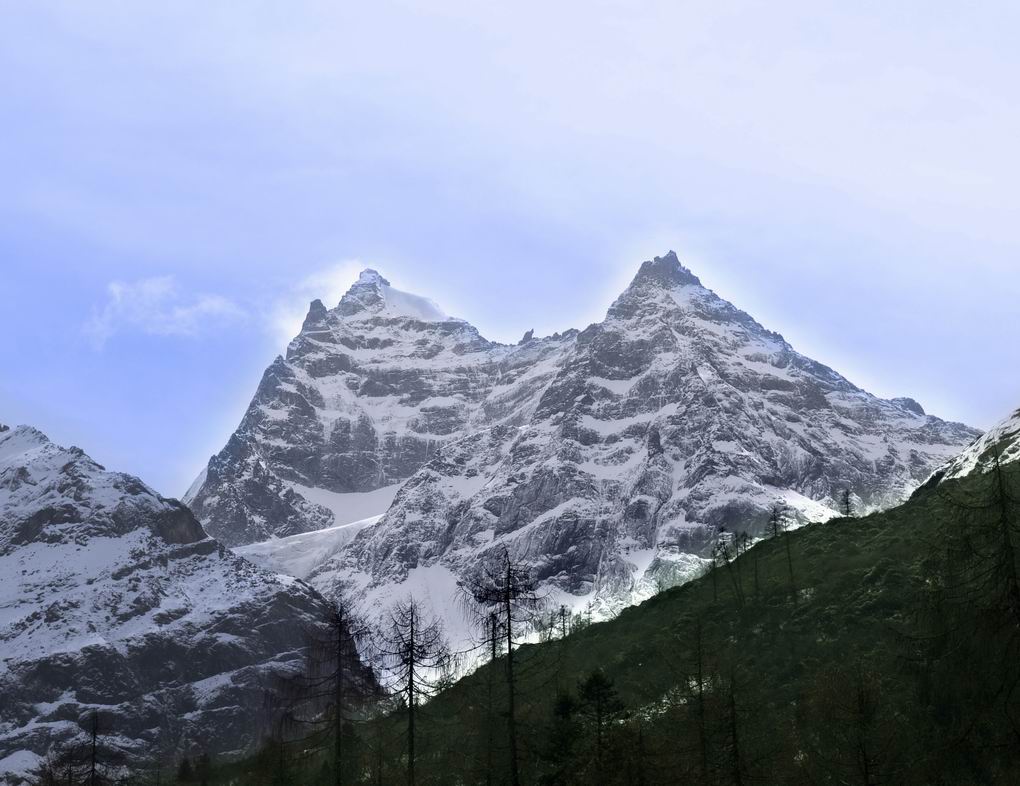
[2,2,1019,496]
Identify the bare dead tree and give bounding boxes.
[751,537,761,601]
[715,529,745,609]
[268,593,373,786]
[460,549,541,786]
[485,611,501,786]
[806,660,901,785]
[693,617,711,782]
[768,503,797,604]
[377,598,449,786]
[709,543,721,603]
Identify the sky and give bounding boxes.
[2,1,1019,497]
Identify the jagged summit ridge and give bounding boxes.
[188,267,574,545]
[0,424,205,551]
[630,250,702,289]
[356,267,389,286]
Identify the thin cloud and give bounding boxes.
[85,276,245,349]
[268,261,365,347]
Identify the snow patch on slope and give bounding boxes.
[940,407,1020,480]
[381,284,450,322]
[235,515,382,580]
[289,482,401,528]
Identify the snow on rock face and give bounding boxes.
[0,426,365,783]
[234,514,382,580]
[310,252,979,644]
[935,407,1020,481]
[193,253,980,654]
[186,271,577,546]
[0,426,204,553]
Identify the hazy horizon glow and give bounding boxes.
[2,2,1019,495]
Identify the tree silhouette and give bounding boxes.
[176,757,193,783]
[714,528,745,609]
[841,488,854,518]
[768,503,797,603]
[922,450,1020,750]
[539,691,580,785]
[461,549,541,786]
[378,598,448,786]
[577,669,624,769]
[268,593,373,786]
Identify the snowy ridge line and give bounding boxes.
[936,407,1020,482]
[0,424,370,781]
[204,252,980,661]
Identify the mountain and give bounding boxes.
[185,269,575,547]
[190,254,980,649]
[933,406,1020,482]
[341,419,1020,786]
[218,402,1020,784]
[0,424,370,783]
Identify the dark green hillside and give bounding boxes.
[193,459,1020,786]
[386,462,1020,785]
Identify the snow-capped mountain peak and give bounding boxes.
[629,250,702,289]
[337,268,451,322]
[198,252,981,657]
[0,424,205,552]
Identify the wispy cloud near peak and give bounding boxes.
[84,276,245,349]
[268,261,365,347]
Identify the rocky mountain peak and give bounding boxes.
[892,397,926,416]
[0,424,51,460]
[0,424,207,552]
[191,251,981,658]
[630,251,702,289]
[337,268,390,316]
[357,267,389,286]
[301,298,329,332]
[334,268,451,323]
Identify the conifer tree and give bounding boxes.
[378,598,448,786]
[461,549,541,786]
[922,450,1020,752]
[268,593,372,786]
[768,503,797,603]
[715,528,745,609]
[577,669,624,769]
[539,691,580,785]
[841,488,854,517]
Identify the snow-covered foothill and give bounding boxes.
[0,425,369,784]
